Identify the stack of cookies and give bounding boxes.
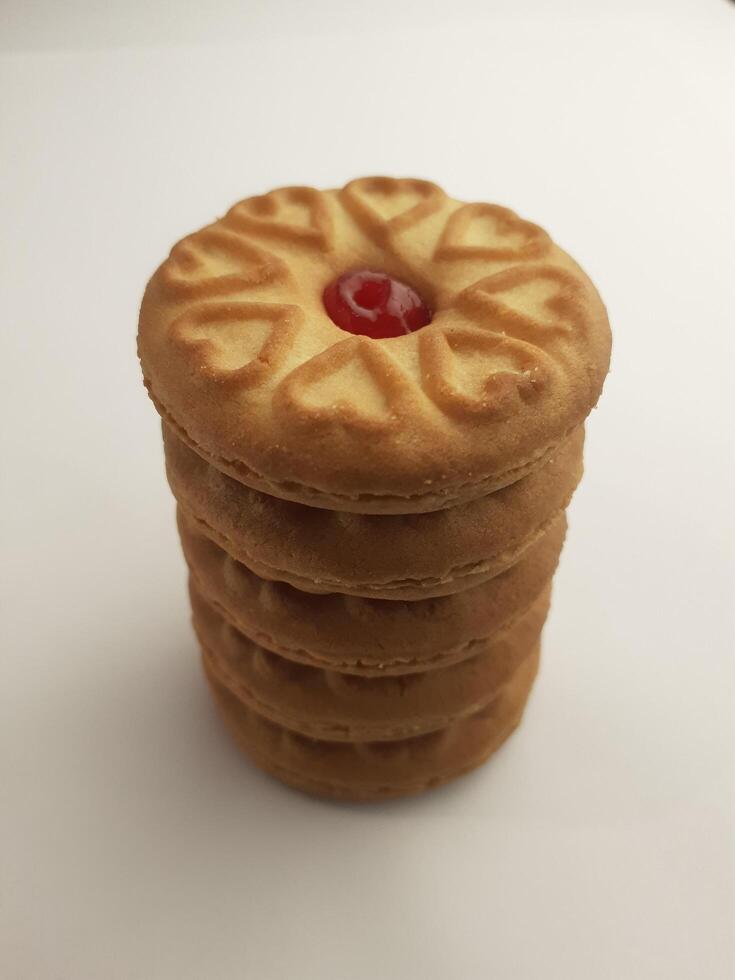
[138,177,610,801]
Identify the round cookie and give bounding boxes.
[139,178,610,514]
[165,425,583,600]
[193,578,548,742]
[180,509,565,675]
[205,647,540,802]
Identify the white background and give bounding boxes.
[2,2,734,978]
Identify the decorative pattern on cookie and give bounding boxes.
[139,178,610,513]
[340,176,446,245]
[158,225,290,301]
[434,203,551,262]
[225,186,334,251]
[170,302,303,389]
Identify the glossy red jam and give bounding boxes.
[323,269,432,339]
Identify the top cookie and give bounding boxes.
[138,177,610,513]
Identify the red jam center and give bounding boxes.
[323,269,432,339]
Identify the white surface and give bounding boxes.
[2,2,734,978]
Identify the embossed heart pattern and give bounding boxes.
[138,178,610,800]
[139,177,611,513]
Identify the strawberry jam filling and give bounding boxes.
[323,269,432,339]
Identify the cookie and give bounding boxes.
[193,577,549,741]
[139,178,610,513]
[204,645,540,801]
[181,508,565,676]
[165,424,583,600]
